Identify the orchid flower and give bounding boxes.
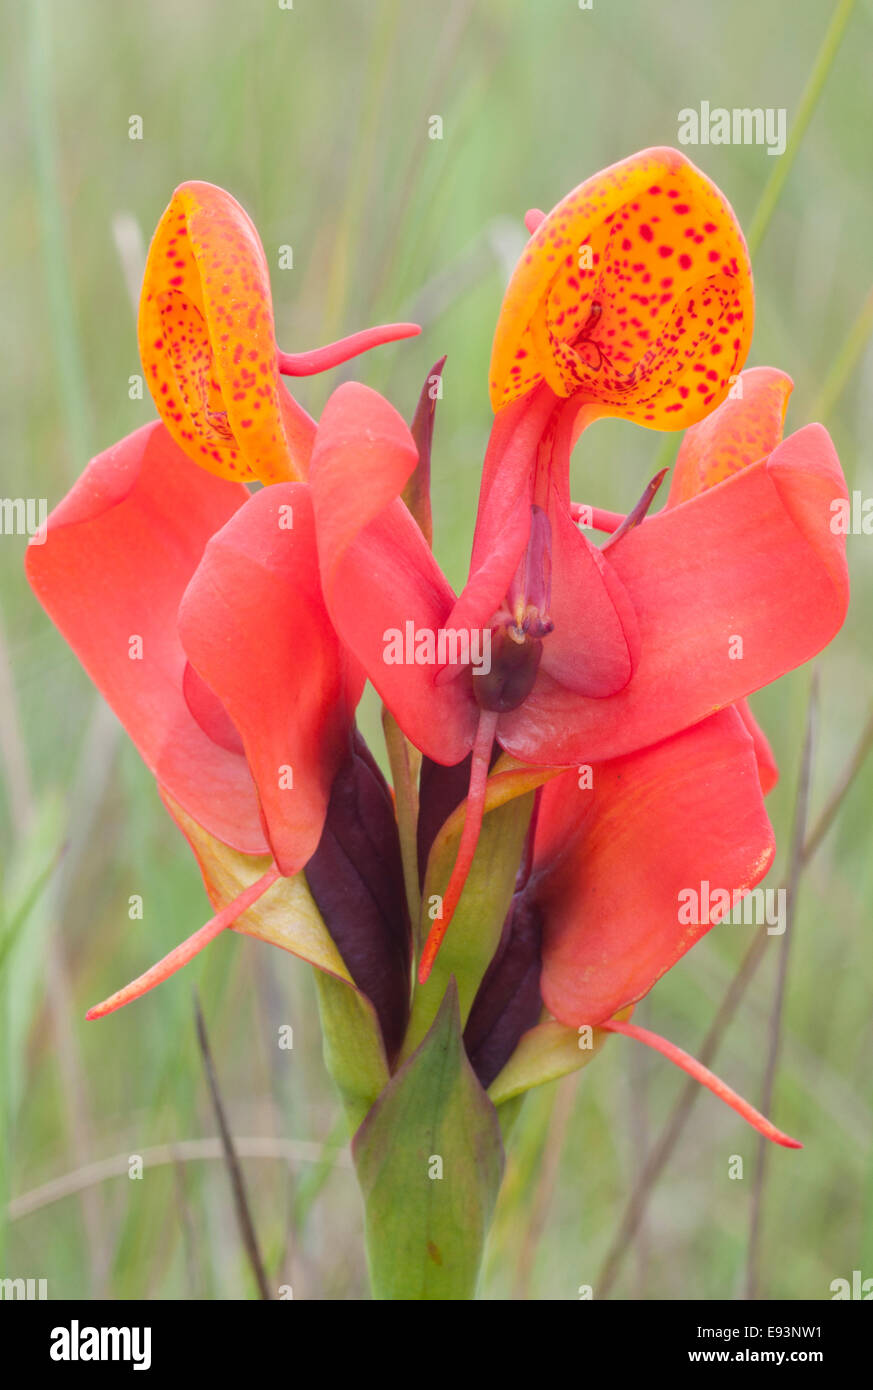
[409,148,759,968]
[287,338,847,1006]
[457,145,755,684]
[24,401,416,1054]
[428,364,847,1148]
[316,151,842,982]
[26,154,852,1261]
[27,183,425,1057]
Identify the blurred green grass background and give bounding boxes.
[1,0,872,1299]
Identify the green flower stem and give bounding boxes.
[746,0,857,259]
[401,790,534,1060]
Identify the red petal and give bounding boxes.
[25,422,268,853]
[446,387,558,639]
[448,390,638,700]
[310,382,477,765]
[538,483,639,695]
[736,696,779,794]
[666,368,790,795]
[535,708,775,1026]
[499,424,849,765]
[178,482,359,877]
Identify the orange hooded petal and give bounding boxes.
[489,147,753,429]
[138,181,311,485]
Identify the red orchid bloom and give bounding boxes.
[456,363,846,1148]
[310,151,842,985]
[512,365,831,1145]
[295,364,848,991]
[27,181,424,1036]
[451,145,756,694]
[307,355,845,1142]
[27,383,422,1029]
[27,421,353,864]
[417,147,761,966]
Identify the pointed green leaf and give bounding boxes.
[353,982,505,1300]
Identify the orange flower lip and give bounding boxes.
[138,181,420,486]
[138,181,301,486]
[489,146,754,430]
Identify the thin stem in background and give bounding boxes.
[597,934,769,1299]
[0,612,33,827]
[251,945,303,1292]
[746,0,858,259]
[628,1013,651,1296]
[320,0,403,345]
[808,284,873,424]
[7,1135,351,1223]
[596,695,873,1299]
[745,679,818,1298]
[802,708,873,866]
[193,994,272,1301]
[368,0,476,311]
[652,0,858,478]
